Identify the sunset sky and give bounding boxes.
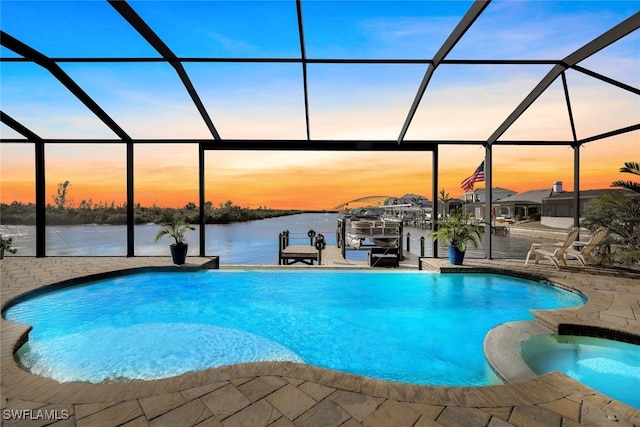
[1,1,638,210]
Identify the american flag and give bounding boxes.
[461,161,485,191]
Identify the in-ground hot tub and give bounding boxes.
[521,334,640,409]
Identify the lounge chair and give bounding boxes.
[524,227,580,269]
[564,226,607,266]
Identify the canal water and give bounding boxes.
[1,213,538,264]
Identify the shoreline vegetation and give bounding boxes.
[1,200,333,226]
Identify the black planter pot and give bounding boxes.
[448,245,465,265]
[170,243,188,265]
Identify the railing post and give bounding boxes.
[278,232,283,265]
[340,219,346,259]
[314,234,325,266]
[420,236,425,257]
[406,232,411,252]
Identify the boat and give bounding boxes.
[337,206,403,250]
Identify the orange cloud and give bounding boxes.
[1,132,637,209]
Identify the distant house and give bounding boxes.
[493,189,552,221]
[462,187,516,204]
[462,187,517,219]
[385,194,430,207]
[541,187,640,228]
[381,194,432,224]
[447,198,464,213]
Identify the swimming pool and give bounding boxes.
[4,270,584,385]
[522,335,640,409]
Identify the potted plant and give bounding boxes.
[431,210,481,265]
[154,217,195,265]
[1,235,18,259]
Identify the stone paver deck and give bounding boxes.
[1,257,639,426]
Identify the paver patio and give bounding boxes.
[1,257,639,426]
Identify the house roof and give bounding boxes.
[544,188,639,201]
[466,187,517,194]
[493,189,552,205]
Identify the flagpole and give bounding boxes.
[484,145,493,260]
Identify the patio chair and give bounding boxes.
[564,226,607,266]
[524,227,580,270]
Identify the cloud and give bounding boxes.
[450,1,638,59]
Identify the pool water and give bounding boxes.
[522,335,640,408]
[4,270,584,385]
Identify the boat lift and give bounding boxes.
[336,215,404,267]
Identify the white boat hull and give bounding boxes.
[345,219,401,249]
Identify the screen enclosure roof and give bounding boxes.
[1,0,639,150]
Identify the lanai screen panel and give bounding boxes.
[307,64,427,140]
[497,77,577,142]
[578,29,640,89]
[302,0,472,59]
[561,69,640,140]
[1,0,637,145]
[186,62,308,140]
[59,62,214,139]
[1,0,638,260]
[406,64,561,142]
[0,1,157,57]
[448,1,640,60]
[129,0,301,58]
[0,62,118,139]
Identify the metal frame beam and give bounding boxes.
[432,148,439,258]
[1,3,637,263]
[3,57,571,66]
[199,143,206,257]
[0,112,46,257]
[0,31,132,141]
[579,123,640,144]
[561,72,579,143]
[484,146,492,259]
[201,140,438,151]
[0,111,42,142]
[571,64,640,96]
[397,0,490,144]
[296,0,311,141]
[0,31,138,257]
[562,71,581,232]
[1,138,584,146]
[486,12,640,146]
[108,0,221,141]
[573,145,581,230]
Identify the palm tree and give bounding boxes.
[154,217,195,246]
[581,161,640,266]
[611,161,640,193]
[438,189,452,217]
[431,209,482,264]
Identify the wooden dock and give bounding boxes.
[278,224,420,268]
[280,245,361,266]
[279,244,419,268]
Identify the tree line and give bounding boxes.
[1,181,311,225]
[0,199,308,225]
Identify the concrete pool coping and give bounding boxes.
[1,257,639,426]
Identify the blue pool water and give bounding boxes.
[4,270,584,385]
[522,335,640,408]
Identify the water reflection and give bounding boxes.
[1,213,540,263]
